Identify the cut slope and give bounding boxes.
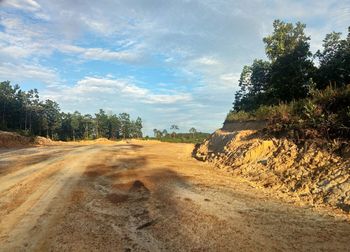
[0,131,54,148]
[194,129,350,213]
[0,131,33,147]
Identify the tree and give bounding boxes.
[153,128,162,138]
[0,81,143,141]
[316,28,350,89]
[83,114,93,139]
[0,81,18,129]
[189,127,197,138]
[108,114,120,139]
[234,60,271,111]
[71,111,81,141]
[95,109,109,138]
[119,113,131,139]
[233,65,252,111]
[234,20,316,112]
[43,100,61,139]
[263,20,310,62]
[134,117,143,138]
[170,124,179,138]
[162,129,168,137]
[264,20,315,102]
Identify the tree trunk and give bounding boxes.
[2,101,5,128]
[29,109,32,133]
[24,105,27,131]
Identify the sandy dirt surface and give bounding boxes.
[0,141,349,251]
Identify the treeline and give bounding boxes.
[0,81,143,140]
[151,126,209,143]
[228,20,350,140]
[233,20,350,112]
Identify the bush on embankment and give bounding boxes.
[226,84,350,140]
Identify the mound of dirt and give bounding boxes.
[34,136,54,145]
[194,129,350,213]
[0,131,55,148]
[0,131,33,147]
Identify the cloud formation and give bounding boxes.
[0,0,349,134]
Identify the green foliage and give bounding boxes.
[263,20,310,61]
[234,60,271,111]
[233,20,350,113]
[147,131,210,144]
[230,20,350,140]
[0,81,143,141]
[315,28,350,89]
[226,110,254,121]
[227,84,350,139]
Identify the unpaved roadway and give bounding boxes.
[0,141,349,251]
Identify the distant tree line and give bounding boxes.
[233,20,350,112]
[151,125,209,143]
[152,125,204,138]
[0,81,143,140]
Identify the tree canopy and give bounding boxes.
[0,81,143,140]
[233,20,350,113]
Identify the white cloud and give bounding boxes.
[0,62,59,84]
[2,0,41,11]
[194,56,220,66]
[220,73,240,85]
[44,76,192,105]
[82,48,139,62]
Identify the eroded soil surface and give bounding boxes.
[0,141,349,251]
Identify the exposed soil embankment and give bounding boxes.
[0,131,54,147]
[194,129,350,213]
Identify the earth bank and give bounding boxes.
[194,129,350,213]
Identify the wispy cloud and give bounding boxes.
[44,76,192,105]
[1,0,349,134]
[2,0,41,12]
[0,62,59,85]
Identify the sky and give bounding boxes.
[0,0,349,136]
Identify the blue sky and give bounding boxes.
[0,0,349,135]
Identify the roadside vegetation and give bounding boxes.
[227,20,350,140]
[149,126,209,144]
[0,82,143,141]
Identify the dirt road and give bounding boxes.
[0,141,349,251]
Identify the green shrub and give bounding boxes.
[226,84,350,139]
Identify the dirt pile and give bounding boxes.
[0,131,55,148]
[34,136,54,145]
[0,131,33,147]
[194,129,350,213]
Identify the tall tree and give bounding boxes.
[189,127,197,138]
[316,28,350,89]
[108,114,120,139]
[134,117,143,138]
[170,124,179,138]
[264,20,315,102]
[119,113,131,139]
[263,20,310,62]
[95,109,109,138]
[43,100,61,139]
[71,111,81,141]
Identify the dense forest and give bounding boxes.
[229,20,350,139]
[0,81,143,140]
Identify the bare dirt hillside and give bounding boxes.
[0,131,54,148]
[0,140,349,251]
[0,131,33,147]
[194,130,350,213]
